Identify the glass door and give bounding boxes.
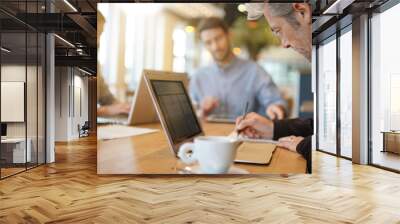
[1,30,28,178]
[0,0,47,179]
[339,28,352,158]
[317,36,337,154]
[370,2,400,171]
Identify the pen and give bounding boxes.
[237,101,249,138]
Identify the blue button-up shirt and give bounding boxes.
[189,56,286,118]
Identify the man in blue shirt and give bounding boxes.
[189,17,287,120]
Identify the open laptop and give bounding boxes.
[206,114,237,124]
[97,115,129,125]
[127,70,187,126]
[144,72,277,165]
[97,70,187,126]
[97,71,154,125]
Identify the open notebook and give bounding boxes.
[235,142,277,165]
[228,132,278,165]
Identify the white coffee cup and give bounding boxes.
[178,136,239,174]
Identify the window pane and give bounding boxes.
[340,29,352,158]
[1,31,28,177]
[371,3,400,171]
[318,38,337,154]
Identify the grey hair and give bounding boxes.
[265,3,300,28]
[246,1,315,25]
[266,3,294,17]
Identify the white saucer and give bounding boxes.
[178,165,249,174]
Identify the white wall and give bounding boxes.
[1,65,40,138]
[71,74,89,138]
[1,66,26,139]
[55,66,69,141]
[54,67,89,141]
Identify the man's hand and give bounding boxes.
[266,104,286,120]
[277,135,304,152]
[200,96,219,117]
[235,112,274,139]
[98,103,131,116]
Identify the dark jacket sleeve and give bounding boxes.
[273,118,313,174]
[272,118,313,140]
[296,136,312,174]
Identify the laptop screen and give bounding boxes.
[150,80,202,144]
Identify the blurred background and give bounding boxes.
[98,3,312,119]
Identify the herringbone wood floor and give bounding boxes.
[1,136,400,223]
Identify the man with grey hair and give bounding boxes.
[247,1,312,61]
[236,1,313,173]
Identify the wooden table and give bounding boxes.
[97,123,306,174]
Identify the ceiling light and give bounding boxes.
[78,67,93,76]
[54,34,75,48]
[323,0,354,15]
[1,47,11,53]
[185,26,195,33]
[63,0,78,12]
[238,4,246,13]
